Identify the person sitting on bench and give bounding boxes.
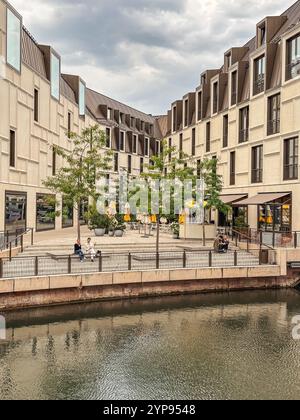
[86,238,96,262]
[74,239,84,262]
[214,235,228,253]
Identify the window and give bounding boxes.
[179,133,183,155]
[141,121,145,132]
[286,34,300,80]
[108,108,113,120]
[284,138,298,180]
[119,131,125,151]
[253,55,265,95]
[225,53,232,72]
[114,153,119,172]
[67,112,72,138]
[140,158,144,174]
[223,115,229,148]
[156,140,160,155]
[259,25,266,46]
[9,130,16,168]
[52,148,56,176]
[133,134,138,154]
[145,138,149,157]
[197,91,202,121]
[206,122,211,153]
[62,197,73,228]
[267,94,280,136]
[231,71,237,106]
[6,8,21,72]
[239,106,249,143]
[34,89,39,122]
[230,152,236,186]
[106,128,111,148]
[36,194,56,232]
[252,146,263,183]
[201,74,206,85]
[79,80,85,116]
[192,128,196,156]
[50,52,60,100]
[213,82,218,114]
[5,192,27,232]
[197,160,201,178]
[168,138,172,162]
[172,106,177,132]
[128,155,132,174]
[184,99,188,127]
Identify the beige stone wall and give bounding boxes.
[0,0,149,232]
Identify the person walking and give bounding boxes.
[86,237,96,262]
[74,239,84,262]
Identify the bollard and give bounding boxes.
[128,253,132,271]
[183,251,187,268]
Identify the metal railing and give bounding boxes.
[239,128,249,143]
[267,118,280,136]
[0,248,265,279]
[0,228,34,260]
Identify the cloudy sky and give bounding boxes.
[10,0,288,114]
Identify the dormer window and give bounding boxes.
[253,55,265,95]
[231,71,237,106]
[108,108,113,120]
[79,80,85,116]
[197,91,202,121]
[6,8,21,72]
[213,81,218,114]
[258,23,266,47]
[225,53,232,72]
[50,52,60,100]
[172,106,177,132]
[184,99,188,127]
[286,34,300,81]
[201,75,206,85]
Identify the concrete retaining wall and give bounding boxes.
[0,265,295,311]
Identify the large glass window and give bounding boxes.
[5,192,27,232]
[79,80,85,116]
[287,34,300,80]
[7,9,21,72]
[253,56,265,95]
[36,194,56,232]
[284,137,298,180]
[62,197,74,228]
[51,52,60,100]
[251,145,263,183]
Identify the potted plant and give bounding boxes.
[87,206,109,236]
[115,214,126,237]
[108,217,118,237]
[171,222,180,239]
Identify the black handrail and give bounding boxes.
[0,228,34,260]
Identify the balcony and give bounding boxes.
[286,59,300,81]
[284,164,298,181]
[231,92,237,106]
[253,75,265,95]
[230,173,235,186]
[267,119,280,136]
[239,128,249,143]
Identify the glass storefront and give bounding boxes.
[5,191,27,232]
[36,194,56,232]
[62,197,74,228]
[258,201,292,232]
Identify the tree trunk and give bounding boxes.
[156,216,160,255]
[77,202,81,241]
[202,222,206,247]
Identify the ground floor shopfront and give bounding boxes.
[0,184,88,234]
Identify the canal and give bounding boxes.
[0,289,300,400]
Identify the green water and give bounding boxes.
[0,290,300,400]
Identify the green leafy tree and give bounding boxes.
[199,158,229,246]
[140,139,196,254]
[43,125,113,240]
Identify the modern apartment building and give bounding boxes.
[165,0,300,234]
[0,0,165,233]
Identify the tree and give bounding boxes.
[198,158,229,246]
[43,125,113,240]
[140,139,196,254]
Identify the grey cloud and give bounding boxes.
[9,0,294,114]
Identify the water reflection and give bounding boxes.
[0,289,300,400]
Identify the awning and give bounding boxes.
[234,192,291,206]
[220,194,248,205]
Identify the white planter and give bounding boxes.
[115,230,124,238]
[94,228,106,237]
[108,231,115,237]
